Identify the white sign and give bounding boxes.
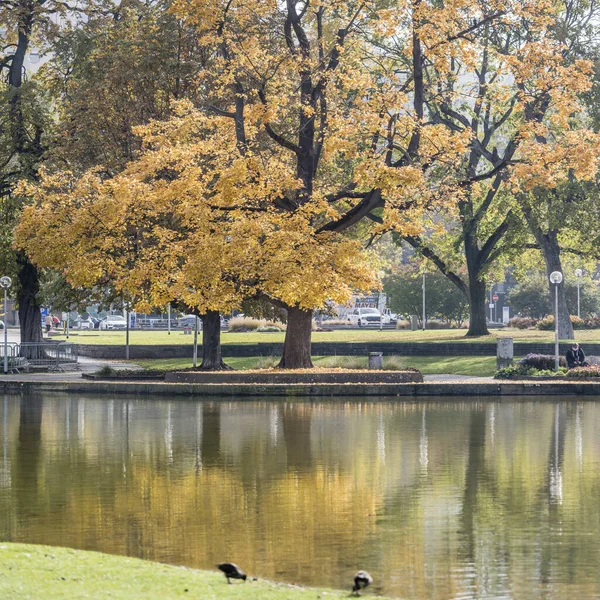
[502,306,510,324]
[489,303,494,309]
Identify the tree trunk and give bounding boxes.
[465,234,489,337]
[466,276,489,336]
[199,311,231,370]
[537,230,574,340]
[17,253,43,343]
[519,202,574,340]
[278,307,313,369]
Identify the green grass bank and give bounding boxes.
[50,327,600,346]
[0,543,389,600]
[136,355,498,376]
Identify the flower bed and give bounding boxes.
[519,353,566,370]
[495,363,568,380]
[566,365,600,378]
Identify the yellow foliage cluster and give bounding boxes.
[16,103,378,313]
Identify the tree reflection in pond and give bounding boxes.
[2,395,600,599]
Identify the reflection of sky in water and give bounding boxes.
[2,395,600,599]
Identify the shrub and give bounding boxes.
[317,356,366,369]
[96,365,116,376]
[396,319,411,330]
[536,315,586,330]
[566,365,600,378]
[495,364,531,379]
[582,316,600,329]
[229,317,284,332]
[508,317,538,329]
[495,364,567,379]
[425,320,455,329]
[519,353,566,369]
[571,315,585,329]
[535,367,568,376]
[257,325,284,332]
[318,319,351,327]
[536,315,554,330]
[255,356,279,369]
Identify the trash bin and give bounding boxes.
[369,352,384,370]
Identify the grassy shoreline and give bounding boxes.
[0,543,389,599]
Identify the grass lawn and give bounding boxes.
[136,355,499,377]
[51,327,600,345]
[0,543,387,600]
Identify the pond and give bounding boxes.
[1,394,600,599]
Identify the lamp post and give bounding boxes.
[550,271,563,371]
[0,276,12,375]
[422,272,426,331]
[125,306,130,360]
[575,268,582,318]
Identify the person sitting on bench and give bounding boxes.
[566,343,588,369]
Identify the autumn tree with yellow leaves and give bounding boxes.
[19,0,463,368]
[373,0,600,337]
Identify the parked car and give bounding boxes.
[177,314,201,329]
[0,320,4,330]
[79,317,94,330]
[381,308,398,325]
[347,307,382,327]
[100,315,127,330]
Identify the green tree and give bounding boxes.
[0,0,60,342]
[43,0,202,175]
[508,271,600,318]
[384,269,469,328]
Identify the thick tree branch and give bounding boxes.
[479,211,513,266]
[403,235,469,297]
[318,189,383,232]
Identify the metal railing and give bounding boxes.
[0,342,24,373]
[16,342,79,371]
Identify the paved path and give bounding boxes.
[424,374,495,383]
[0,369,494,384]
[0,355,142,382]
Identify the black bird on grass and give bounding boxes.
[217,562,247,584]
[352,570,373,595]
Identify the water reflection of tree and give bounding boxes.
[201,403,221,466]
[282,403,312,470]
[5,399,600,599]
[15,395,43,519]
[459,408,490,557]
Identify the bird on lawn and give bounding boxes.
[352,570,373,595]
[217,562,247,584]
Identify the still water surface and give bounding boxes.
[1,395,600,599]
